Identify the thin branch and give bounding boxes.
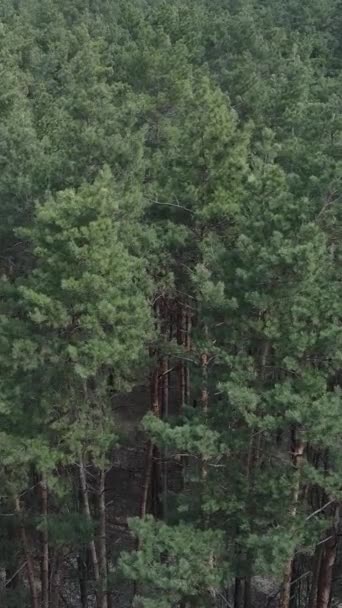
[167,354,197,365]
[290,570,311,587]
[151,200,194,214]
[215,591,233,607]
[317,534,334,547]
[159,367,175,377]
[305,499,335,521]
[5,562,27,587]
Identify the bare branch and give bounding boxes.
[306,500,335,522]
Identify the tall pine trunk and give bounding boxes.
[316,539,336,608]
[316,504,340,608]
[244,576,251,608]
[200,348,209,482]
[234,577,244,608]
[140,299,162,518]
[79,455,100,605]
[161,356,169,520]
[308,544,323,608]
[185,309,192,407]
[279,428,305,608]
[140,441,154,518]
[177,305,186,413]
[176,303,191,490]
[107,563,113,608]
[15,497,39,608]
[98,468,107,608]
[40,475,49,608]
[200,325,210,541]
[78,553,88,608]
[140,363,160,518]
[50,551,62,608]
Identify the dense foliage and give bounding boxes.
[0,1,342,607]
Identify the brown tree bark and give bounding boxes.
[98,468,108,608]
[15,496,39,608]
[175,304,190,490]
[50,551,62,608]
[280,561,294,608]
[135,304,163,602]
[241,432,259,608]
[161,356,169,520]
[308,544,323,608]
[278,428,305,608]
[140,441,154,519]
[316,504,340,608]
[177,304,187,413]
[200,349,209,482]
[79,456,100,588]
[140,364,160,518]
[40,475,49,608]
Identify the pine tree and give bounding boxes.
[0,169,153,606]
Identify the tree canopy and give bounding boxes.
[0,1,342,607]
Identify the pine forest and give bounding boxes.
[1,0,342,607]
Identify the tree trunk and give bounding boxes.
[161,356,169,520]
[244,576,251,608]
[176,304,191,488]
[78,554,88,608]
[185,309,192,407]
[4,516,22,606]
[151,444,162,518]
[280,560,294,608]
[140,362,161,519]
[316,538,337,608]
[98,468,108,608]
[40,475,49,608]
[308,544,323,608]
[200,349,209,481]
[234,577,244,608]
[140,441,154,518]
[177,305,186,412]
[316,505,340,608]
[107,563,113,608]
[79,456,100,587]
[50,551,62,608]
[15,497,39,608]
[200,351,209,417]
[278,428,305,608]
[136,306,162,601]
